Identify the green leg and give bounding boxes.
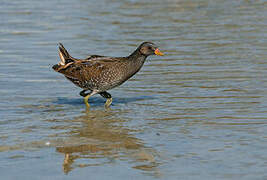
[83,90,96,108]
[100,91,112,108]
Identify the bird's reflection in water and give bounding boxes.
[55,109,161,176]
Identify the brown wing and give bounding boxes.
[54,56,126,88]
[55,56,124,74]
[53,43,128,89]
[86,55,106,59]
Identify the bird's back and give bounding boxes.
[53,44,136,91]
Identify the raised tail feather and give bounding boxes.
[58,43,71,65]
[52,43,73,72]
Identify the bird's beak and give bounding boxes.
[154,48,164,56]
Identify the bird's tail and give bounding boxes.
[58,43,71,65]
[52,43,73,72]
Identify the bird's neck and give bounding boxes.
[128,50,147,69]
[124,49,147,78]
[128,48,147,63]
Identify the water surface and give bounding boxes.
[0,0,267,179]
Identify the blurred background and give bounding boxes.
[0,0,267,179]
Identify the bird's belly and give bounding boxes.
[88,68,127,91]
[94,78,126,91]
[68,63,134,91]
[72,74,121,91]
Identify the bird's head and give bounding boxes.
[138,42,164,56]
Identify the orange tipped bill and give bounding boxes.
[154,48,164,56]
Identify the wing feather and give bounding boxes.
[56,56,126,80]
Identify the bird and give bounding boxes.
[52,42,164,108]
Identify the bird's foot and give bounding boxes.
[84,95,91,109]
[104,98,112,108]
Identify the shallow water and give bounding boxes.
[1,0,267,179]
